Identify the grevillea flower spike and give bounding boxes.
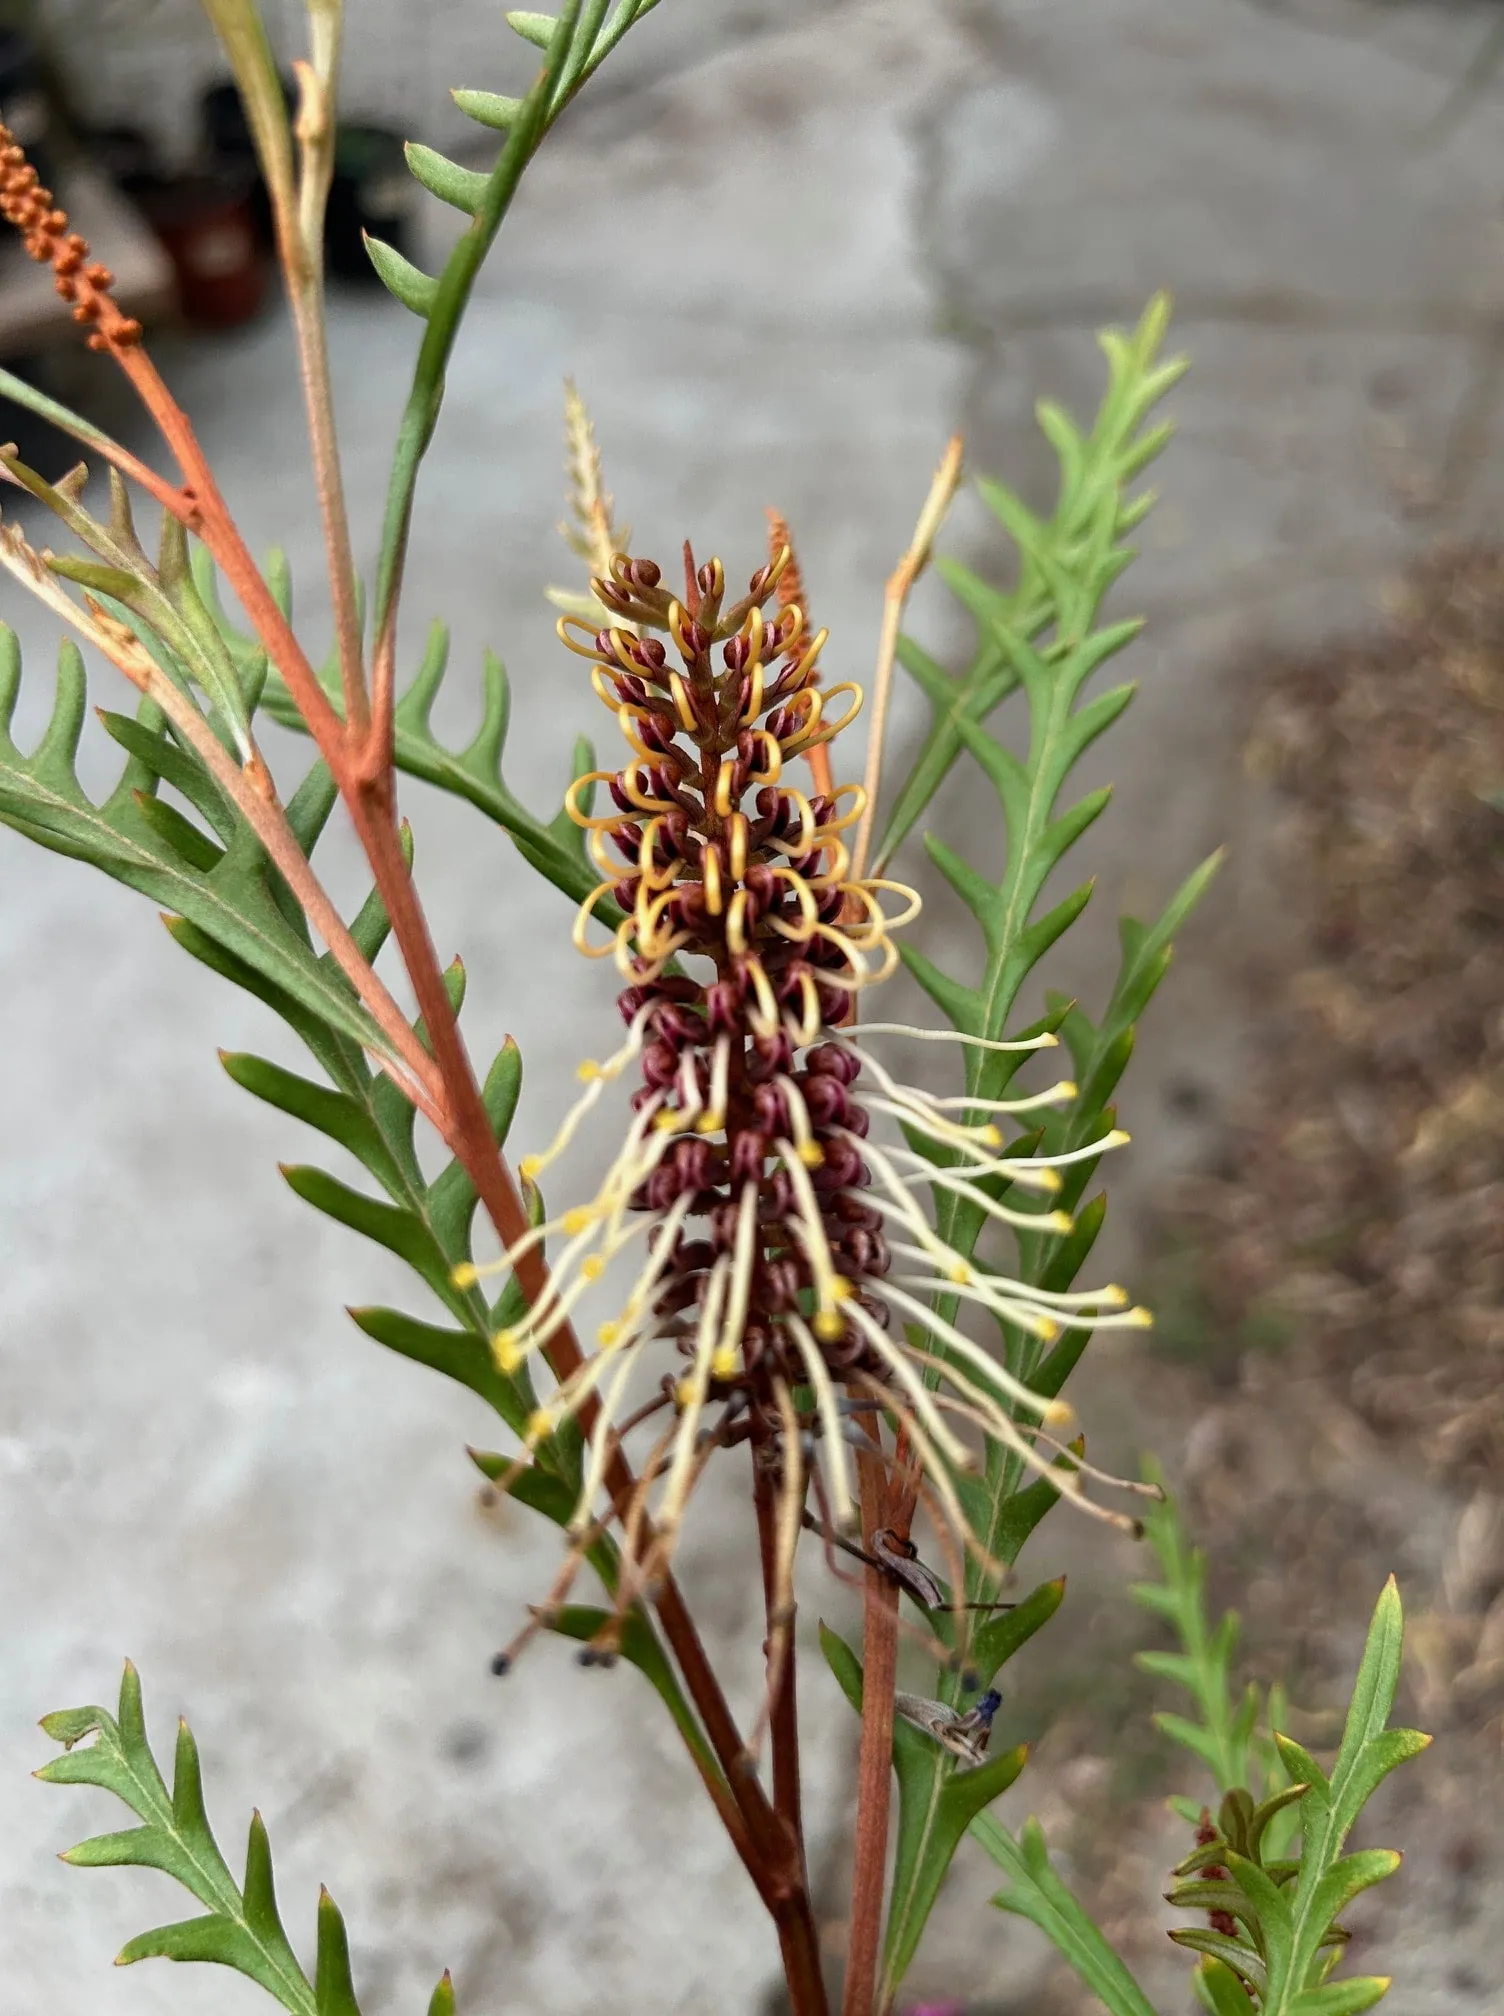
[462,541,1153,1670]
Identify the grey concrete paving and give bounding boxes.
[6,1,1504,2010]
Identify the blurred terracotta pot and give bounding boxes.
[135,172,265,328]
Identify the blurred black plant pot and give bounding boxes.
[327,124,414,283]
[135,171,265,327]
[0,27,55,192]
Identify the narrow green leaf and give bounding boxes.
[978,1814,1158,2016]
[220,1052,388,1171]
[507,9,558,44]
[426,1972,457,2016]
[280,1166,450,1299]
[315,1888,363,2016]
[1274,1732,1332,1806]
[1331,1578,1404,1801]
[1290,1979,1392,2016]
[1169,1929,1269,1990]
[404,144,488,213]
[965,1576,1065,1691]
[347,1306,530,1438]
[1197,1956,1261,2016]
[452,90,523,130]
[116,1913,285,1987]
[364,236,438,316]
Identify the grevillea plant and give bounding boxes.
[0,8,1426,2014]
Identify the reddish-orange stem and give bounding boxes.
[843,1430,920,2016]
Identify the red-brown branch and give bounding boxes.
[843,1426,920,2016]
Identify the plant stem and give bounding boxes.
[850,435,963,886]
[843,1430,920,2016]
[755,1456,808,1853]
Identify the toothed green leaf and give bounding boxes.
[0,629,396,1064]
[36,1667,318,2012]
[875,294,1183,867]
[977,1814,1158,2016]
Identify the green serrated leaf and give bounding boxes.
[978,1814,1158,2016]
[39,1665,318,2013]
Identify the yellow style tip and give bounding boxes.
[981,1125,1003,1148]
[1106,1129,1131,1149]
[562,1207,593,1235]
[1126,1306,1155,1329]
[520,1156,542,1182]
[1102,1284,1130,1308]
[597,1321,620,1346]
[798,1141,825,1168]
[1047,1211,1074,1233]
[576,1060,602,1083]
[450,1262,479,1289]
[1039,1169,1063,1194]
[525,1409,552,1445]
[711,1347,739,1380]
[493,1333,523,1373]
[1036,1316,1060,1342]
[1043,1399,1075,1428]
[581,1255,605,1282]
[947,1261,971,1285]
[1059,1081,1078,1098]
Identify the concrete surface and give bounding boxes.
[6,0,1504,2010]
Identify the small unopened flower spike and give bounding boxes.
[496,535,1149,1656]
[0,124,143,351]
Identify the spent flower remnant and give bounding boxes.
[461,542,1153,1662]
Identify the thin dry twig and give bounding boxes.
[850,435,963,885]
